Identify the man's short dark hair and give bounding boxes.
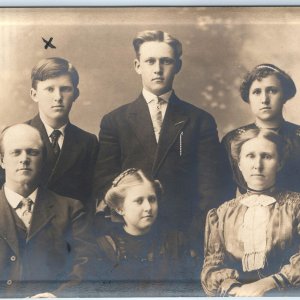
[31,57,79,90]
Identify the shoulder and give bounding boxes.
[102,100,137,120]
[66,123,98,146]
[40,188,84,211]
[222,123,255,144]
[206,195,245,230]
[208,195,243,219]
[25,114,44,130]
[173,95,216,121]
[276,190,300,206]
[282,121,300,138]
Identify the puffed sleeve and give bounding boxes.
[275,201,300,289]
[201,208,240,296]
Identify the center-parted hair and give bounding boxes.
[231,128,289,167]
[240,63,296,103]
[133,30,182,60]
[104,168,163,215]
[31,57,79,91]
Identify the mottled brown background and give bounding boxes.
[1,7,300,138]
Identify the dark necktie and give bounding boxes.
[50,130,61,158]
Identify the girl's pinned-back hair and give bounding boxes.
[240,63,296,103]
[104,168,163,216]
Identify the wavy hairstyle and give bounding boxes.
[104,168,163,222]
[240,63,296,103]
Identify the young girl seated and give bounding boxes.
[95,168,194,283]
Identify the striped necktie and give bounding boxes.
[152,97,163,142]
[50,130,61,159]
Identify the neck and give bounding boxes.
[247,184,276,195]
[144,87,173,97]
[123,225,150,236]
[40,112,68,129]
[6,182,37,198]
[255,116,284,129]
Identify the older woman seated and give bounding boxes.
[201,128,300,296]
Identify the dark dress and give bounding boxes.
[222,121,300,194]
[96,222,196,283]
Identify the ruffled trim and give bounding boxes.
[242,251,267,272]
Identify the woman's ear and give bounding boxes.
[277,160,284,172]
[238,160,242,171]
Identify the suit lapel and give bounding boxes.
[152,94,189,175]
[27,188,55,241]
[49,124,78,185]
[0,189,19,255]
[29,115,57,185]
[29,115,78,186]
[126,95,157,161]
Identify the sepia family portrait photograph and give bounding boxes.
[1,6,300,297]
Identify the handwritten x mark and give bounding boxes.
[42,37,56,49]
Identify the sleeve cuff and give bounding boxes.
[272,273,291,290]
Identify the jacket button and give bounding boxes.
[6,280,12,285]
[10,256,16,262]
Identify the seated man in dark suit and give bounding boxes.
[26,57,98,213]
[0,124,97,298]
[93,30,234,261]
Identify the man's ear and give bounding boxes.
[175,59,182,74]
[134,58,142,75]
[73,88,80,102]
[30,88,38,103]
[0,156,5,169]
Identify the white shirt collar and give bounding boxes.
[4,185,38,209]
[142,88,173,104]
[39,114,67,138]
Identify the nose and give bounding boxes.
[53,88,62,102]
[253,157,263,171]
[154,61,163,74]
[261,91,270,105]
[143,199,152,212]
[19,151,30,165]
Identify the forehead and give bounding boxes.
[241,137,277,154]
[3,127,43,151]
[36,74,74,88]
[139,41,175,58]
[124,182,155,198]
[250,74,281,88]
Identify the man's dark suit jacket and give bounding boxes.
[0,187,98,298]
[93,93,234,252]
[25,115,99,212]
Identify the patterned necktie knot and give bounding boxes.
[50,129,61,143]
[50,130,61,156]
[20,197,33,213]
[16,197,34,228]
